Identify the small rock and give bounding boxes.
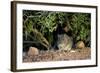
[27,47,39,56]
[76,41,85,49]
[70,50,76,53]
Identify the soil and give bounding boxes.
[23,47,91,62]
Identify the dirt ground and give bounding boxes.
[23,47,91,62]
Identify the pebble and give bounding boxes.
[76,41,85,49]
[27,47,39,56]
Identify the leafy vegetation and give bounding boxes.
[23,10,91,50]
[68,13,91,46]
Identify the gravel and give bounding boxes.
[23,47,91,63]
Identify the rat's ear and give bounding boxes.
[63,17,71,33]
[63,26,69,32]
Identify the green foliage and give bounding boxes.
[68,13,91,46]
[23,11,66,46]
[23,10,91,50]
